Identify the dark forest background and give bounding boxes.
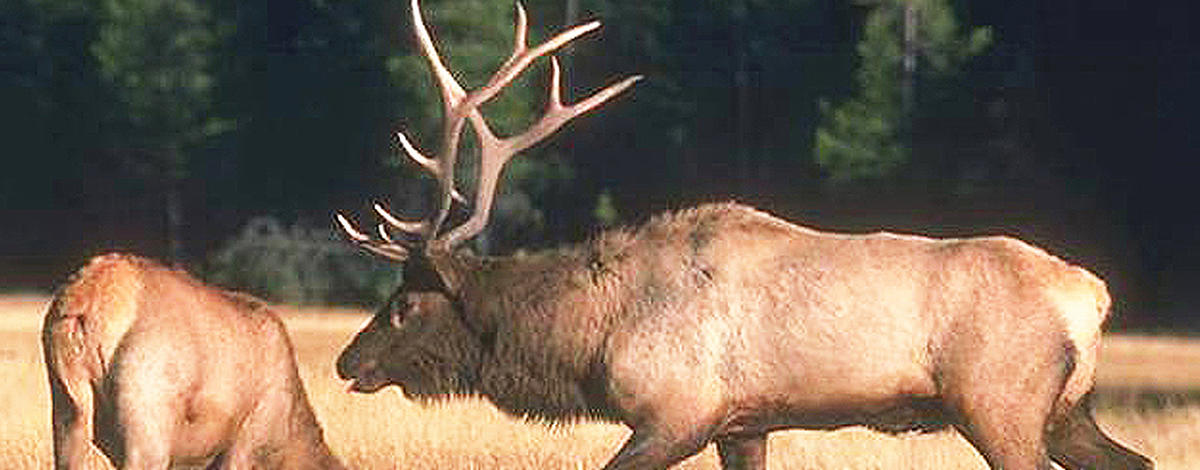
[2,0,1197,330]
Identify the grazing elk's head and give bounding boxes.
[334,0,638,398]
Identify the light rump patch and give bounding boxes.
[1050,265,1113,413]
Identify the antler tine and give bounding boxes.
[509,58,643,156]
[462,6,600,113]
[511,2,528,57]
[410,0,466,105]
[335,213,411,262]
[373,202,427,234]
[397,130,435,171]
[376,223,397,244]
[335,213,371,242]
[395,131,467,204]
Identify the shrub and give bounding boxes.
[206,216,398,306]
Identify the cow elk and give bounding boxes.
[43,254,345,470]
[334,1,1152,469]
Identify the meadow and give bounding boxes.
[2,295,1197,469]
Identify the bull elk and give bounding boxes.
[43,254,346,470]
[334,1,1152,468]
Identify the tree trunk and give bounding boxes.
[165,147,185,267]
[901,1,917,135]
[733,0,753,192]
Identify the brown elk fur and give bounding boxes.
[338,202,1152,469]
[44,253,345,470]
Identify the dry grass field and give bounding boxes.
[2,294,1197,469]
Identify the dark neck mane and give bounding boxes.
[454,243,630,422]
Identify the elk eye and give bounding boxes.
[389,302,409,329]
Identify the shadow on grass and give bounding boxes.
[1094,386,1200,412]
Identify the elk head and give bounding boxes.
[335,0,639,397]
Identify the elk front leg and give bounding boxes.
[217,392,287,470]
[716,433,767,470]
[114,396,173,470]
[111,350,184,470]
[600,426,712,470]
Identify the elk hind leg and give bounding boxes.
[954,406,1056,470]
[942,339,1068,469]
[48,368,110,470]
[1047,393,1153,470]
[716,433,767,470]
[45,316,110,469]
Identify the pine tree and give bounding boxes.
[815,0,990,182]
[93,0,226,264]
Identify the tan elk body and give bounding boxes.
[43,254,345,470]
[335,1,1152,469]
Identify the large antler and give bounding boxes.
[337,0,639,261]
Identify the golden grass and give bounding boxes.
[3,295,1197,469]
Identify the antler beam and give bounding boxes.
[338,0,639,259]
[435,59,641,250]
